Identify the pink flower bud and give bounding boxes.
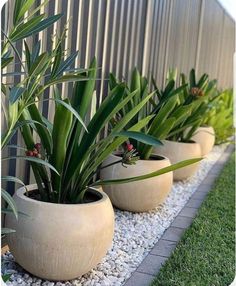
[126,144,133,151]
[34,143,41,151]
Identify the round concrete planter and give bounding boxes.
[5,185,114,281]
[100,154,173,212]
[153,140,201,181]
[191,126,215,156]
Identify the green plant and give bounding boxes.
[2,273,11,283]
[1,173,28,236]
[1,0,87,175]
[205,89,234,144]
[22,66,203,203]
[1,0,71,233]
[109,68,200,160]
[167,68,217,142]
[0,0,96,202]
[1,189,18,235]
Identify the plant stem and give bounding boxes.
[88,158,123,179]
[99,159,123,171]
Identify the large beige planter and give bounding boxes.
[153,140,201,181]
[191,126,215,156]
[5,185,114,281]
[100,154,173,212]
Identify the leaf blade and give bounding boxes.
[112,131,163,146]
[2,156,59,175]
[9,86,25,104]
[92,158,202,186]
[1,189,18,219]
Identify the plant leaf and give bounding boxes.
[2,156,59,175]
[70,84,126,167]
[71,57,97,119]
[1,176,26,187]
[13,0,24,25]
[17,0,35,21]
[10,14,45,41]
[31,41,41,63]
[55,99,88,132]
[6,118,52,149]
[11,14,63,41]
[28,14,63,36]
[50,98,73,192]
[47,73,92,85]
[197,73,208,89]
[151,76,162,100]
[189,69,196,87]
[1,189,18,219]
[92,158,202,186]
[54,51,79,77]
[27,104,53,156]
[130,68,141,106]
[109,73,118,90]
[6,144,27,151]
[29,52,48,76]
[140,117,176,160]
[162,79,175,99]
[51,43,62,78]
[24,40,31,70]
[112,131,163,146]
[1,57,14,69]
[2,50,11,59]
[69,89,149,188]
[88,92,156,168]
[9,86,25,104]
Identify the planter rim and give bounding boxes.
[195,126,214,131]
[15,184,108,208]
[194,126,215,132]
[112,152,170,162]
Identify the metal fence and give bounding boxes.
[1,0,235,190]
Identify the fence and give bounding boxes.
[1,0,235,191]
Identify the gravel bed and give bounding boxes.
[2,145,227,286]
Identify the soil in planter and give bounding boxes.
[175,139,196,144]
[25,189,102,204]
[147,154,166,161]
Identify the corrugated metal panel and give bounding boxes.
[1,0,235,189]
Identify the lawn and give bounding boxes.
[151,151,235,286]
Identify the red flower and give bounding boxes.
[126,143,133,152]
[26,150,34,157]
[34,143,41,151]
[32,148,39,157]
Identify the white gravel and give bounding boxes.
[2,145,227,286]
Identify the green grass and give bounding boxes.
[151,152,235,286]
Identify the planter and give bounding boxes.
[191,126,215,156]
[100,154,173,212]
[5,185,114,281]
[153,140,201,181]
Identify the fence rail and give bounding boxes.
[1,0,235,191]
